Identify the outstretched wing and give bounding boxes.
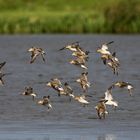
[0,78,4,85]
[104,90,113,101]
[106,41,114,45]
[41,54,46,62]
[59,47,65,51]
[30,53,38,63]
[102,41,114,50]
[0,61,6,70]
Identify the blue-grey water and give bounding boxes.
[0,34,140,140]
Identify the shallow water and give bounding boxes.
[0,34,140,140]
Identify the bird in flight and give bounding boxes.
[28,47,46,63]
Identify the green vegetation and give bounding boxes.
[0,0,139,34]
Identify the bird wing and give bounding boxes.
[102,44,108,50]
[0,78,4,85]
[30,53,38,63]
[71,41,80,47]
[101,56,107,65]
[112,52,116,57]
[41,54,46,62]
[105,90,113,100]
[115,81,127,87]
[0,62,6,70]
[102,41,114,50]
[79,97,89,104]
[108,84,114,90]
[48,103,52,108]
[106,41,114,45]
[65,86,73,94]
[57,86,64,92]
[59,47,65,51]
[53,78,62,86]
[80,64,87,69]
[77,57,86,64]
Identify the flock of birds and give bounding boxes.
[0,41,134,119]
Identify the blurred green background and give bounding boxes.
[0,0,140,34]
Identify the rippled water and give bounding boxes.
[0,34,140,140]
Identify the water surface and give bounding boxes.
[0,34,140,140]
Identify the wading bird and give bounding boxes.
[59,41,81,52]
[37,95,52,111]
[76,72,90,93]
[95,99,108,119]
[63,82,74,101]
[97,41,114,55]
[73,95,89,107]
[104,89,118,109]
[28,47,46,63]
[112,81,134,96]
[69,57,87,69]
[21,86,37,100]
[46,78,66,96]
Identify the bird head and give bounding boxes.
[64,82,68,86]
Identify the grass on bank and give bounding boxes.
[0,11,106,34]
[0,0,139,34]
